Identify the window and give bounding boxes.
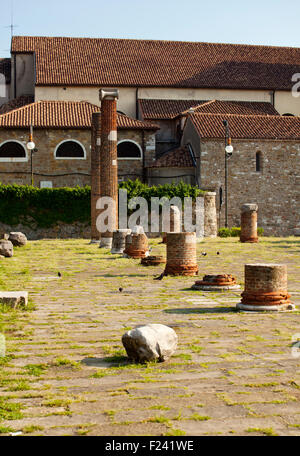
[256,151,262,172]
[282,113,294,117]
[117,140,142,159]
[55,140,86,159]
[0,140,27,162]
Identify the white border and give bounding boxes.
[54,139,86,160]
[117,140,143,160]
[0,140,28,162]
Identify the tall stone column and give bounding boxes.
[240,204,258,243]
[90,112,101,242]
[204,192,217,237]
[99,89,119,249]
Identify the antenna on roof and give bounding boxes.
[4,0,18,40]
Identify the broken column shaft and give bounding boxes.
[165,232,198,276]
[124,233,149,259]
[99,89,119,249]
[240,204,258,243]
[111,229,131,254]
[237,264,294,311]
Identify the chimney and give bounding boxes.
[99,88,119,249]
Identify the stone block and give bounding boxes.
[0,292,28,309]
[122,324,178,363]
[9,232,27,247]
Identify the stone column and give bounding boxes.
[165,232,198,276]
[99,89,119,249]
[111,229,131,254]
[90,112,101,242]
[237,264,294,311]
[240,204,258,243]
[204,192,217,238]
[124,233,149,259]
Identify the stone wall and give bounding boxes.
[199,139,300,236]
[0,193,217,240]
[0,128,156,187]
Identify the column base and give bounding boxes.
[236,302,296,312]
[192,284,241,291]
[99,238,113,249]
[111,248,124,254]
[164,264,199,277]
[240,237,258,243]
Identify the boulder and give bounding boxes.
[0,240,13,258]
[9,232,27,247]
[122,324,178,363]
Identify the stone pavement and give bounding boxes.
[0,237,299,436]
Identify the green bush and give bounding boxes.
[218,227,231,238]
[230,227,241,237]
[0,180,205,229]
[218,226,264,238]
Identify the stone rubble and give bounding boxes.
[122,324,178,363]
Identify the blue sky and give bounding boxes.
[1,0,300,57]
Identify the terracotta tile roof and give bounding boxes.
[183,100,279,116]
[11,36,300,90]
[189,112,300,140]
[0,100,159,130]
[0,96,34,114]
[0,58,11,83]
[140,99,279,119]
[149,146,193,168]
[139,99,207,119]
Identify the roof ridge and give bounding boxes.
[12,35,300,51]
[178,100,214,116]
[191,112,296,119]
[0,100,39,117]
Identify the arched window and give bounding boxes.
[55,140,86,159]
[282,113,295,116]
[117,140,142,160]
[0,140,27,162]
[256,151,262,172]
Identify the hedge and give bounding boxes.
[0,180,205,229]
[218,227,264,237]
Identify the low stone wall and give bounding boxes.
[0,221,91,240]
[0,193,218,240]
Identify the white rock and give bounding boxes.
[0,240,13,257]
[122,324,178,363]
[9,232,27,247]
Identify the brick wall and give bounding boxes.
[0,128,155,187]
[199,139,300,236]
